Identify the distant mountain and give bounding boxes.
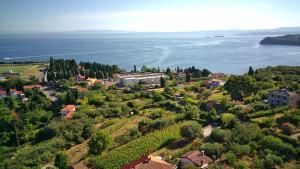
[260,34,300,46]
[238,27,300,36]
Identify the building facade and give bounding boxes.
[268,89,299,107]
[207,79,225,88]
[118,73,168,87]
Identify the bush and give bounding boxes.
[220,113,236,128]
[263,154,283,169]
[54,153,69,169]
[230,144,251,156]
[180,121,202,140]
[224,151,236,166]
[200,143,224,158]
[210,128,231,143]
[88,132,112,155]
[231,123,262,144]
[280,122,296,135]
[258,117,275,128]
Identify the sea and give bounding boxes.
[0,32,300,74]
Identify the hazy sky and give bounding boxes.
[1,0,300,32]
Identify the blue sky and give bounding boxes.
[1,0,300,32]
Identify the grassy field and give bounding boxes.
[208,91,230,101]
[0,64,34,73]
[0,64,44,80]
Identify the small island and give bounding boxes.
[260,34,300,46]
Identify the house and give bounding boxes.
[1,70,22,78]
[16,91,26,100]
[120,154,175,169]
[268,89,299,107]
[87,78,103,86]
[75,75,86,81]
[0,91,7,99]
[9,89,25,99]
[77,87,87,98]
[9,89,17,96]
[23,84,41,90]
[118,73,168,88]
[104,81,116,88]
[60,105,76,119]
[210,73,225,79]
[177,72,186,81]
[207,79,225,88]
[180,151,212,168]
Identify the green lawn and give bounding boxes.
[208,91,230,101]
[0,64,44,80]
[0,64,34,73]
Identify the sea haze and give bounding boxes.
[0,31,300,74]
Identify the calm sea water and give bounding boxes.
[0,33,300,74]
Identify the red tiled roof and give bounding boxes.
[23,84,41,89]
[121,155,150,169]
[62,105,75,111]
[104,81,115,87]
[64,110,74,119]
[121,156,174,169]
[16,91,24,95]
[77,87,87,93]
[181,151,212,167]
[0,91,6,94]
[10,89,17,92]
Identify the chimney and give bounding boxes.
[201,151,205,156]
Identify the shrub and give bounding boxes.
[200,143,224,158]
[280,122,296,135]
[224,151,236,166]
[220,113,236,128]
[210,128,231,143]
[88,132,112,155]
[180,121,202,140]
[258,117,275,128]
[54,153,69,169]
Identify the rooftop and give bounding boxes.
[23,84,41,89]
[62,105,76,111]
[121,155,174,169]
[181,151,212,167]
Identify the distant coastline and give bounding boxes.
[260,34,300,46]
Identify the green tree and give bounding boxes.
[231,123,262,144]
[180,121,202,140]
[88,131,112,155]
[185,105,200,120]
[220,113,236,128]
[82,124,94,139]
[248,66,255,75]
[224,76,258,101]
[160,76,166,87]
[224,151,236,166]
[54,153,69,169]
[185,72,191,82]
[210,128,231,143]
